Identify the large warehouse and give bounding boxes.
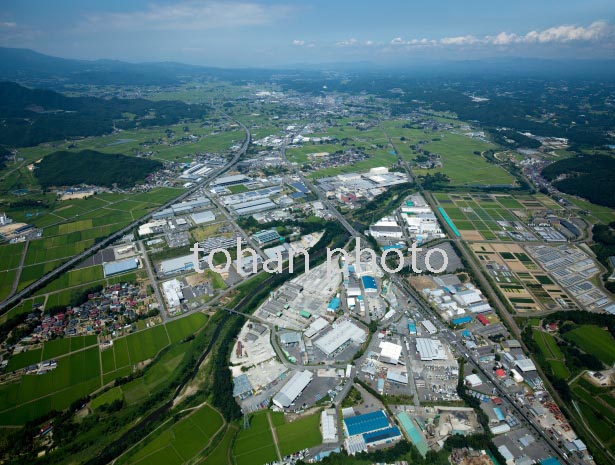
[314,320,366,356]
[415,338,446,361]
[272,370,313,409]
[343,410,402,455]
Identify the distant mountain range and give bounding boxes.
[0,47,614,89]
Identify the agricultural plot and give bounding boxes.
[0,346,101,425]
[125,324,170,362]
[433,193,562,242]
[119,404,224,465]
[166,312,208,344]
[532,330,569,379]
[12,186,181,292]
[42,335,98,359]
[233,412,278,465]
[570,378,615,451]
[407,132,513,186]
[276,411,322,456]
[91,386,123,410]
[200,425,237,465]
[565,326,615,366]
[470,242,572,313]
[6,348,42,372]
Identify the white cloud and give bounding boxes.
[292,39,305,46]
[0,21,16,28]
[81,1,294,31]
[387,20,614,49]
[292,39,315,48]
[439,35,479,45]
[336,38,359,47]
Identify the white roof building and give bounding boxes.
[315,320,366,356]
[304,317,329,338]
[162,279,183,309]
[515,358,537,372]
[465,374,483,387]
[272,370,313,409]
[416,338,446,361]
[453,290,483,306]
[379,341,403,364]
[421,320,438,334]
[321,410,338,443]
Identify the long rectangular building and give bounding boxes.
[273,370,313,409]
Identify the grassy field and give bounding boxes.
[276,411,322,456]
[532,330,570,379]
[125,324,170,363]
[233,412,278,465]
[0,346,101,425]
[200,425,237,465]
[166,313,208,344]
[570,377,615,455]
[118,404,224,465]
[411,133,513,186]
[565,325,615,366]
[91,386,123,410]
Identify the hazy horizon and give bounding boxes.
[1,0,614,67]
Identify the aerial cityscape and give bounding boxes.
[0,1,614,465]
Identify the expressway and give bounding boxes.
[0,118,251,314]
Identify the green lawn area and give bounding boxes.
[276,411,322,456]
[565,325,615,366]
[532,329,569,379]
[227,184,248,194]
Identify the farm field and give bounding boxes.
[166,312,208,344]
[570,378,615,456]
[565,325,615,366]
[232,412,278,465]
[276,411,322,456]
[0,346,101,425]
[470,242,573,313]
[1,186,182,295]
[433,192,564,242]
[118,404,224,465]
[199,425,237,465]
[532,329,570,379]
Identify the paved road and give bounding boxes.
[0,117,251,314]
[137,240,168,322]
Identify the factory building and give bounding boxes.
[415,338,446,361]
[103,258,139,277]
[314,320,366,356]
[272,370,313,409]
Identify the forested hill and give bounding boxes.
[0,81,206,148]
[541,154,615,208]
[34,150,163,189]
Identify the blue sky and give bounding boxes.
[0,0,613,66]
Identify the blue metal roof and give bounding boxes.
[328,297,340,310]
[103,258,138,277]
[452,316,473,325]
[363,426,401,444]
[541,458,562,465]
[361,276,377,289]
[344,410,389,437]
